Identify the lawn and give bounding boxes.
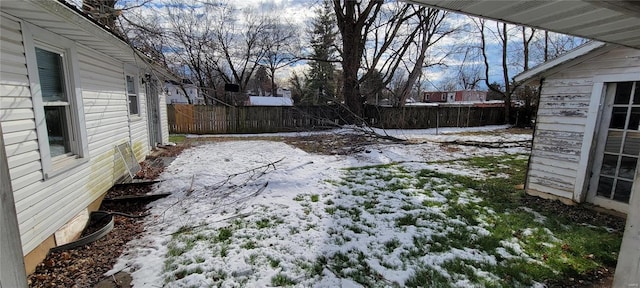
[110,127,622,287]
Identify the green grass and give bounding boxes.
[159,154,621,287]
[217,227,233,242]
[271,273,296,286]
[331,154,622,287]
[268,257,281,268]
[169,134,186,143]
[241,240,257,249]
[256,218,271,229]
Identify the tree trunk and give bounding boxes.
[341,25,363,119]
[333,0,381,123]
[501,23,511,123]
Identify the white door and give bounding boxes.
[589,81,640,212]
[145,76,161,147]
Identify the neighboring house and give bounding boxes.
[0,0,172,281]
[277,87,292,99]
[422,91,487,103]
[412,0,640,285]
[247,96,294,106]
[247,87,292,99]
[246,87,294,106]
[165,79,204,105]
[422,91,449,103]
[454,90,487,102]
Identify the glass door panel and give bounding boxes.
[591,81,640,204]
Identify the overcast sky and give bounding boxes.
[71,0,584,91]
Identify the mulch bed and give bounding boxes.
[27,145,185,288]
[27,191,148,288]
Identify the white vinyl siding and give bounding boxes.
[159,87,170,144]
[0,16,43,199]
[527,46,640,205]
[0,14,156,254]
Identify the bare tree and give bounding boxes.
[333,0,383,120]
[211,4,269,97]
[533,31,587,62]
[389,8,454,106]
[333,1,456,116]
[477,19,520,122]
[164,1,221,104]
[260,17,300,97]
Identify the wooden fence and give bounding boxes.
[364,104,505,129]
[167,104,506,134]
[167,104,343,134]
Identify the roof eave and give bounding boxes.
[23,0,174,80]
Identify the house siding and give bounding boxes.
[159,89,170,144]
[527,46,640,202]
[0,14,152,254]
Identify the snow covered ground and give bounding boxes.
[109,127,555,287]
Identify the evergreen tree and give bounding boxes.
[305,0,338,104]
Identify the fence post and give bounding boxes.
[436,106,439,135]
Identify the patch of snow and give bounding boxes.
[519,206,548,224]
[109,126,544,287]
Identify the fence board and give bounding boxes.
[167,104,507,134]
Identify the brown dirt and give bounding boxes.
[283,133,381,155]
[27,200,146,288]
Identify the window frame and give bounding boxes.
[22,22,89,179]
[124,65,141,118]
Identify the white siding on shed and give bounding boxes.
[527,46,640,203]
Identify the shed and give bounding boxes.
[408,0,640,285]
[0,0,172,280]
[514,42,640,214]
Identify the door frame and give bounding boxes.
[582,73,640,213]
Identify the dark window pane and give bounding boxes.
[634,81,640,104]
[44,106,70,157]
[619,156,637,179]
[610,107,628,129]
[600,154,619,177]
[613,179,632,203]
[597,176,614,198]
[629,107,640,130]
[624,132,640,155]
[129,96,138,114]
[614,82,633,104]
[35,47,66,102]
[126,75,136,94]
[605,130,623,153]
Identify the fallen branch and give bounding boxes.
[204,157,285,191]
[441,140,531,148]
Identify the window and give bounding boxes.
[126,75,139,115]
[35,47,72,157]
[24,22,88,178]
